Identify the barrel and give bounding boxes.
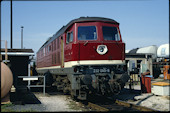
[163,65,170,80]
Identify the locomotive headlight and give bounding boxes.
[99,47,104,52]
[74,66,83,73]
[97,45,108,55]
[74,67,80,73]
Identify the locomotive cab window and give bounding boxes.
[78,26,97,40]
[102,26,120,41]
[66,31,73,44]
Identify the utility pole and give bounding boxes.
[10,0,13,49]
[21,26,24,49]
[0,1,1,60]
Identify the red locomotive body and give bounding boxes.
[36,17,129,100]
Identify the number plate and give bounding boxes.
[93,68,110,73]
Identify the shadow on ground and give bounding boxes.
[111,88,142,101]
[10,85,41,105]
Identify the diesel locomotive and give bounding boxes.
[36,17,130,100]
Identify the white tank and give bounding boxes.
[125,50,130,53]
[157,44,169,58]
[136,45,158,59]
[1,62,13,100]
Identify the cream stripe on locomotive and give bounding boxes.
[36,60,125,70]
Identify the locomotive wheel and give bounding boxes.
[63,79,71,95]
[44,71,53,86]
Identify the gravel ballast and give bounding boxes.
[6,92,89,112]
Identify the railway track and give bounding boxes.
[44,87,157,112]
[81,94,158,112]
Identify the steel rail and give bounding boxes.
[84,95,158,112]
[87,102,109,111]
[87,100,158,111]
[86,99,158,112]
[115,99,157,112]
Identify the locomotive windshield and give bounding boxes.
[78,26,97,40]
[102,26,120,41]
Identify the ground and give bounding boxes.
[3,78,170,112]
[114,82,170,111]
[3,92,90,112]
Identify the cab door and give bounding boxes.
[65,31,74,62]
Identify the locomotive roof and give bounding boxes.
[67,16,119,25]
[38,17,119,52]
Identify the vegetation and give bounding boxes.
[67,96,91,111]
[1,103,37,112]
[1,103,15,112]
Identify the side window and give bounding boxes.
[66,31,73,44]
[52,42,54,52]
[43,48,45,56]
[54,40,56,51]
[70,32,73,42]
[66,32,70,44]
[48,45,51,52]
[57,38,59,49]
[46,47,48,54]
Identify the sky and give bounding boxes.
[1,0,169,54]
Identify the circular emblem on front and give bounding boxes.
[97,45,108,55]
